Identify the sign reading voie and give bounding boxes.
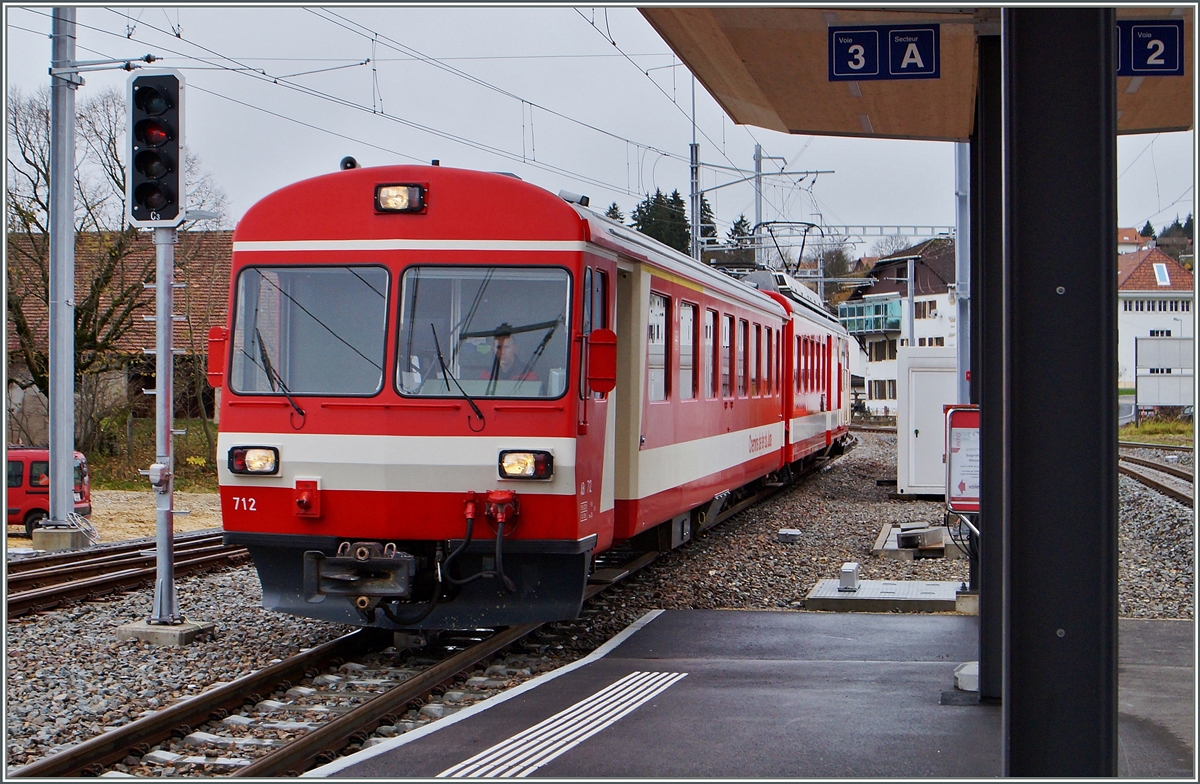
[1117,19,1184,76]
[829,24,940,81]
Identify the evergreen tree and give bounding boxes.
[699,194,717,241]
[727,214,752,244]
[1183,213,1193,240]
[1160,215,1185,238]
[604,202,624,223]
[1139,220,1157,239]
[630,188,690,254]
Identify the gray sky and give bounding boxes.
[5,5,1195,254]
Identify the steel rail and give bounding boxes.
[1118,440,1194,453]
[231,623,541,777]
[8,543,237,592]
[7,630,373,778]
[6,530,225,574]
[7,549,249,617]
[1118,454,1193,483]
[1118,462,1193,508]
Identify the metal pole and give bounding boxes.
[690,76,700,261]
[907,255,915,347]
[753,144,762,267]
[150,226,180,624]
[48,7,78,525]
[954,142,971,404]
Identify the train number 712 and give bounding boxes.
[232,496,257,511]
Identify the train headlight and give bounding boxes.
[375,184,426,213]
[229,446,280,475]
[498,450,554,480]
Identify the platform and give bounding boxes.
[307,610,1193,779]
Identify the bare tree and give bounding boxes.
[871,234,913,258]
[6,85,228,450]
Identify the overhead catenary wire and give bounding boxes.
[21,7,643,198]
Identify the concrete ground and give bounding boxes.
[310,610,1193,779]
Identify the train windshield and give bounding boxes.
[229,266,389,396]
[397,266,570,399]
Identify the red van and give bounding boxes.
[5,446,92,537]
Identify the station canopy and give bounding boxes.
[640,6,1194,141]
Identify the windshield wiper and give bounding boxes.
[431,324,484,427]
[256,328,305,419]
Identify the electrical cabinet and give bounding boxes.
[897,347,958,496]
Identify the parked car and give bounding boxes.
[6,446,91,537]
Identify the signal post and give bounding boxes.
[116,69,213,646]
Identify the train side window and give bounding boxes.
[593,269,608,330]
[679,302,697,400]
[794,335,801,394]
[591,269,609,400]
[582,268,593,335]
[7,460,22,488]
[776,329,782,395]
[648,293,669,401]
[704,309,717,398]
[750,324,760,396]
[721,315,733,397]
[768,326,777,393]
[737,319,748,397]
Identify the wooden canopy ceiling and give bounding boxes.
[640,6,1194,141]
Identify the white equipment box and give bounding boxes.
[897,347,958,496]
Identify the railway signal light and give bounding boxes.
[127,70,185,227]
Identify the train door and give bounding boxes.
[579,258,616,550]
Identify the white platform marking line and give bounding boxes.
[437,670,687,778]
[442,671,672,779]
[470,671,682,779]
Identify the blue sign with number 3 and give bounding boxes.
[829,24,940,81]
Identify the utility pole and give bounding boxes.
[753,144,787,267]
[689,76,700,260]
[955,142,972,404]
[47,7,80,529]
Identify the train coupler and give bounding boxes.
[303,541,417,601]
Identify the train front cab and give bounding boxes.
[212,165,622,631]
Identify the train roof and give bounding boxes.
[233,165,786,318]
[575,207,785,317]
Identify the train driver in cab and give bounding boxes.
[484,330,539,382]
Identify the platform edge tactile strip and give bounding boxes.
[437,670,687,778]
[804,579,961,612]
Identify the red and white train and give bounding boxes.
[208,164,850,630]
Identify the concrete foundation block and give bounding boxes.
[955,590,979,615]
[116,619,216,647]
[954,661,979,692]
[777,528,802,543]
[31,528,91,552]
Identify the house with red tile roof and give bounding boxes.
[836,237,959,415]
[1117,227,1151,254]
[1117,247,1194,389]
[6,231,232,444]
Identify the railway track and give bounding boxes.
[9,443,854,778]
[1118,454,1194,508]
[6,531,249,618]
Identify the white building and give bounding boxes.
[1117,227,1151,255]
[837,238,958,415]
[1117,247,1194,389]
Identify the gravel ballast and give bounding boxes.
[5,432,1193,771]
